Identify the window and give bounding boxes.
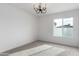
[53,17,73,38]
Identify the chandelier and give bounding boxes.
[33,3,47,14]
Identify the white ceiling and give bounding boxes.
[10,3,79,15]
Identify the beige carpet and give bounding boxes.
[9,44,65,56]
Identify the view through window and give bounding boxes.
[53,17,73,38]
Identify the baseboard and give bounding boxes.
[38,40,79,49]
[2,40,38,54]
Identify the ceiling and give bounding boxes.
[10,3,79,15]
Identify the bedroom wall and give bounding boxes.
[39,9,79,47]
[0,4,38,52]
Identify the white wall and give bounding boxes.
[0,4,38,52]
[39,9,79,47]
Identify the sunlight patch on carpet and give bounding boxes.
[9,44,65,56]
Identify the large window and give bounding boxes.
[53,17,73,38]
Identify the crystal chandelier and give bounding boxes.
[33,3,47,14]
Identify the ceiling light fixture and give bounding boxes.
[33,3,47,14]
